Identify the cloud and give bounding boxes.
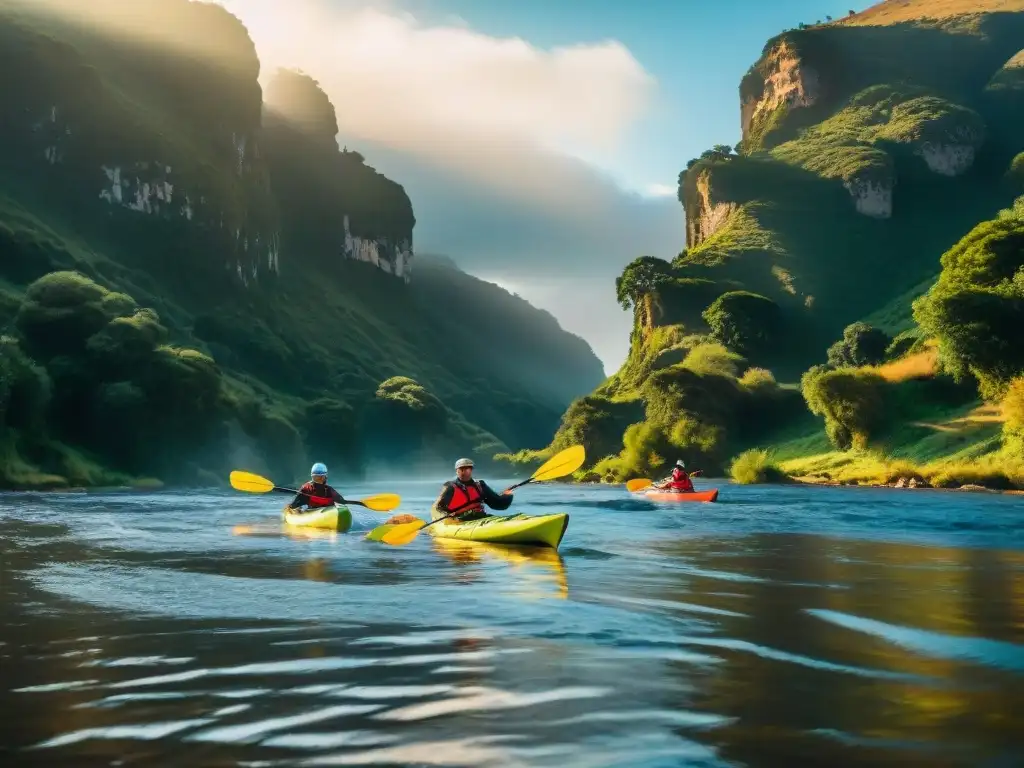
[217,0,683,371]
[644,183,678,198]
[227,1,654,156]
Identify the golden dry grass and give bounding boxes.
[871,347,938,382]
[908,403,1003,433]
[838,0,1024,26]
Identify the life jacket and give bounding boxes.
[448,480,483,514]
[301,481,335,508]
[667,468,693,492]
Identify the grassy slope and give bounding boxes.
[838,0,1024,26]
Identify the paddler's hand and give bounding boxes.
[501,489,512,496]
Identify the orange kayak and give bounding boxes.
[641,488,719,503]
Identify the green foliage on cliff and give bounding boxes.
[801,366,888,450]
[523,4,1024,487]
[702,291,782,357]
[913,195,1024,398]
[0,2,605,488]
[826,322,891,368]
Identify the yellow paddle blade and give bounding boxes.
[230,470,274,494]
[626,478,652,492]
[381,519,427,546]
[531,444,586,482]
[359,493,401,512]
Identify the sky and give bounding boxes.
[220,0,873,374]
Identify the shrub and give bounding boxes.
[682,342,745,379]
[739,367,778,393]
[913,200,1024,398]
[801,366,887,450]
[1002,376,1024,454]
[547,394,642,464]
[730,448,789,484]
[15,271,128,358]
[702,290,782,356]
[826,322,891,368]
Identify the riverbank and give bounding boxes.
[730,399,1024,494]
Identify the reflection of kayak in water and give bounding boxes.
[232,522,342,542]
[640,488,719,503]
[429,537,569,599]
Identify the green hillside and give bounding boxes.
[513,0,1024,489]
[0,0,604,489]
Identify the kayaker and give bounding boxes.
[654,460,703,493]
[287,463,345,510]
[433,458,513,521]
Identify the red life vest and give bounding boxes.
[667,468,694,492]
[301,482,335,508]
[449,481,483,514]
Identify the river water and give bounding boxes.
[2,480,1024,767]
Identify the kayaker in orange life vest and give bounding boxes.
[432,457,514,521]
[287,462,345,510]
[653,459,703,493]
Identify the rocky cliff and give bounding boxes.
[675,1,1024,364]
[517,0,1024,483]
[0,0,605,488]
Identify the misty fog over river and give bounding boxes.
[3,481,1024,767]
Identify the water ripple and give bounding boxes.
[807,608,1024,673]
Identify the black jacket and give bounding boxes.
[433,479,513,517]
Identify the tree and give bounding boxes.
[826,322,891,368]
[802,366,887,450]
[913,198,1024,397]
[702,291,782,356]
[615,256,673,311]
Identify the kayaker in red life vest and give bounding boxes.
[287,462,345,510]
[653,459,703,493]
[432,457,514,521]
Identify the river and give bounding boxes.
[2,480,1024,767]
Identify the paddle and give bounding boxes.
[378,444,587,547]
[627,471,703,493]
[229,470,401,512]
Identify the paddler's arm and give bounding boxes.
[479,481,513,511]
[328,485,345,503]
[287,483,311,509]
[433,483,456,514]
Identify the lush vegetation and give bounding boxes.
[520,2,1024,491]
[729,448,790,484]
[0,1,604,488]
[912,197,1024,399]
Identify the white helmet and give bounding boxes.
[675,459,685,468]
[455,458,474,470]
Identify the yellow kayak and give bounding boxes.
[282,503,353,532]
[428,511,569,548]
[366,511,569,549]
